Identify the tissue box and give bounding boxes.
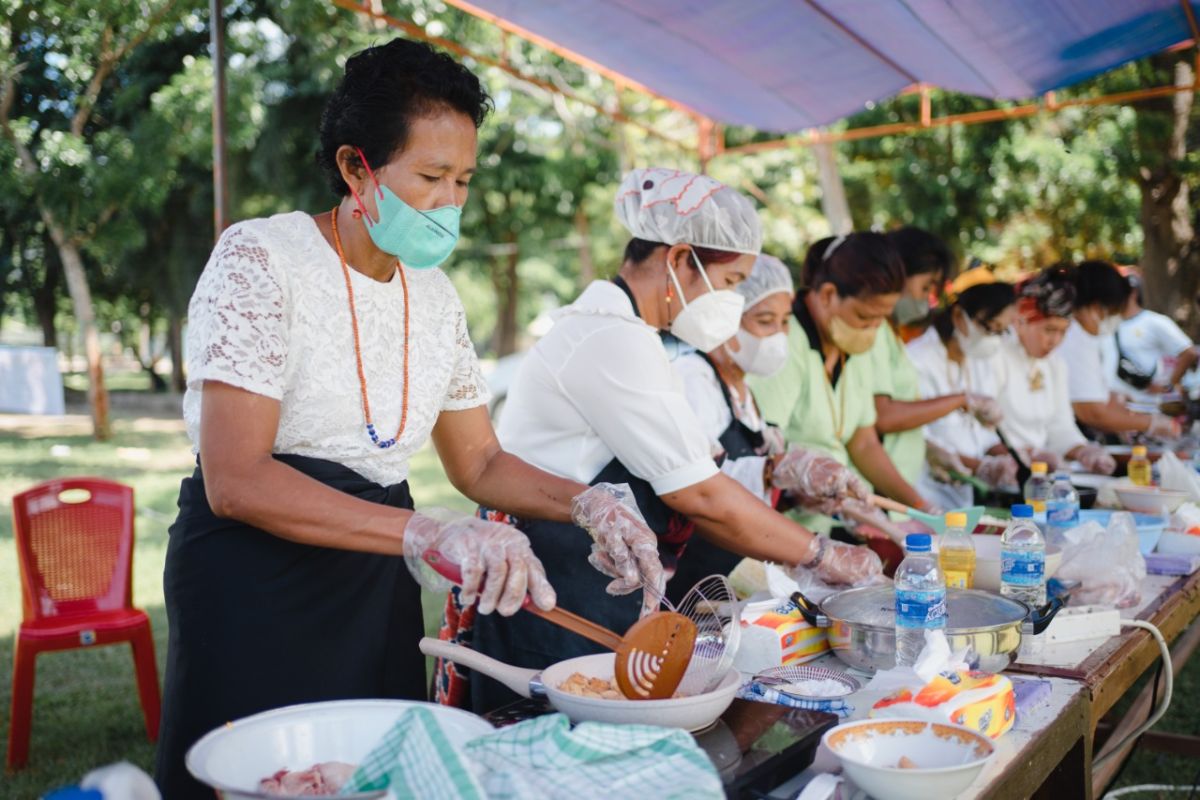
[732,600,828,674]
[870,671,1015,739]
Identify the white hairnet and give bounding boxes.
[614,167,762,256]
[736,254,795,309]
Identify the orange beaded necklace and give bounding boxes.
[330,206,410,449]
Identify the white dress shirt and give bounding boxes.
[992,335,1087,455]
[497,281,719,495]
[1058,319,1111,403]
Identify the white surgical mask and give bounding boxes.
[956,315,1000,359]
[1098,315,1122,337]
[668,251,745,353]
[727,328,789,376]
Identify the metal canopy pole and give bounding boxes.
[211,0,229,237]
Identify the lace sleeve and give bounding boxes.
[185,222,290,400]
[442,291,491,412]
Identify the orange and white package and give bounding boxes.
[732,601,829,674]
[869,670,1015,740]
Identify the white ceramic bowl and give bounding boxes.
[822,718,994,800]
[1157,530,1200,555]
[540,652,741,731]
[186,699,493,799]
[971,534,1062,593]
[1115,485,1191,515]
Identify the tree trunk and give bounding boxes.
[491,237,521,357]
[42,214,111,439]
[1136,58,1199,337]
[167,310,186,393]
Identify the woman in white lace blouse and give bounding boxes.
[155,39,662,799]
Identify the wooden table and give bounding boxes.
[1008,568,1200,796]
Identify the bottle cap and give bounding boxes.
[1053,471,1070,481]
[945,511,968,527]
[905,533,932,552]
[1011,504,1034,518]
[1132,445,1148,457]
[1031,462,1048,474]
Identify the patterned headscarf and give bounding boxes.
[1017,268,1077,321]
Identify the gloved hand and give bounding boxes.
[965,393,1004,427]
[975,454,1020,490]
[403,511,556,616]
[1076,444,1117,475]
[760,423,788,457]
[773,445,870,515]
[1027,448,1062,472]
[839,498,908,546]
[925,440,968,483]
[571,483,665,615]
[797,536,884,586]
[1148,413,1182,439]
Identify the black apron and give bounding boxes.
[154,454,421,800]
[667,352,768,606]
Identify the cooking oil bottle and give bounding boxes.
[1024,461,1050,513]
[1128,445,1152,486]
[939,511,976,589]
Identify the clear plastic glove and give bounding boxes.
[839,498,908,545]
[965,393,1004,427]
[403,510,555,616]
[571,483,665,615]
[975,454,1020,490]
[760,423,788,457]
[1027,448,1062,472]
[925,440,968,483]
[799,537,884,586]
[1148,413,1182,439]
[773,445,870,515]
[1076,444,1117,475]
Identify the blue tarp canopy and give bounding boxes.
[457,0,1199,131]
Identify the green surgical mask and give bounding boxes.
[894,294,931,325]
[351,147,462,269]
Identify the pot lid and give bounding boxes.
[820,586,1028,631]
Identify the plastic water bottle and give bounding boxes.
[1045,472,1080,547]
[1128,445,1152,486]
[938,512,976,589]
[1001,504,1046,606]
[895,533,947,668]
[1023,461,1051,513]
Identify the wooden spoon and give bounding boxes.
[422,549,696,700]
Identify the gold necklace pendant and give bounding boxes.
[1028,367,1044,392]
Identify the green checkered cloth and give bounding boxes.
[339,708,723,799]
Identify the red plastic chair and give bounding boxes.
[7,478,161,770]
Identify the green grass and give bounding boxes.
[0,408,470,797]
[1,409,1198,798]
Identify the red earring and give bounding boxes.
[352,208,362,219]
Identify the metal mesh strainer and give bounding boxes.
[648,574,741,696]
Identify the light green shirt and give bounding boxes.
[749,315,878,533]
[863,323,926,485]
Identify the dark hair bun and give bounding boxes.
[317,38,493,196]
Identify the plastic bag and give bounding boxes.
[1157,451,1200,501]
[1056,513,1146,608]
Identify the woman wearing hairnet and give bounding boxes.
[670,254,882,601]
[457,168,881,712]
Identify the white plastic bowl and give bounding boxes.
[971,535,1062,593]
[186,699,493,799]
[823,718,994,800]
[1115,485,1191,515]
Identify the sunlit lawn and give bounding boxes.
[0,407,1198,798]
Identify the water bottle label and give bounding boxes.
[895,589,947,629]
[1001,549,1045,586]
[1047,501,1078,528]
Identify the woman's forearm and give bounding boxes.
[874,393,966,434]
[848,428,926,509]
[457,449,580,523]
[661,473,819,566]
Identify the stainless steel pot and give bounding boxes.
[794,587,1063,673]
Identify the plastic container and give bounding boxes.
[894,533,946,668]
[1129,445,1152,486]
[1001,504,1046,606]
[1023,462,1051,514]
[939,512,976,589]
[1045,472,1080,547]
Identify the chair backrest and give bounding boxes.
[11,477,135,622]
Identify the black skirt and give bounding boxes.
[154,454,422,800]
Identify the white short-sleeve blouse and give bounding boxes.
[182,211,489,486]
